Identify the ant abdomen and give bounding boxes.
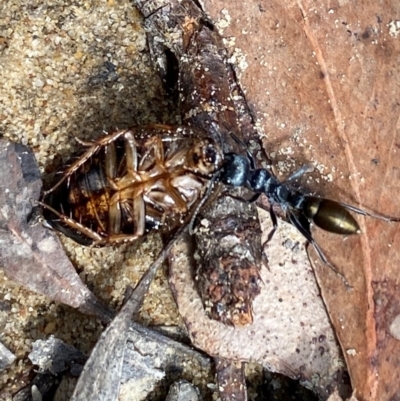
[302,197,360,235]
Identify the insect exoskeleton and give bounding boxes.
[300,197,360,235]
[41,124,224,246]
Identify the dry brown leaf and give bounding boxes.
[169,219,345,398]
[0,139,112,321]
[201,1,400,400]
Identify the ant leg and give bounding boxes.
[258,206,279,271]
[265,205,278,243]
[251,198,279,242]
[288,212,352,289]
[285,164,314,183]
[228,192,261,204]
[259,206,278,268]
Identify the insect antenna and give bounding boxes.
[188,171,221,235]
[332,201,400,224]
[230,133,257,169]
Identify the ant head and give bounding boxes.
[221,153,250,187]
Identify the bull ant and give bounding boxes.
[214,134,399,285]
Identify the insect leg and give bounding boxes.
[152,136,165,164]
[104,232,142,244]
[108,195,122,236]
[105,192,144,243]
[44,144,102,194]
[38,201,106,244]
[82,169,108,233]
[123,131,138,173]
[228,192,261,204]
[74,137,97,147]
[92,129,136,147]
[108,193,145,240]
[164,180,189,212]
[132,195,145,237]
[104,141,117,181]
[45,129,134,195]
[287,212,352,289]
[265,205,278,243]
[109,131,142,190]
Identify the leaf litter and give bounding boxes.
[0,139,112,322]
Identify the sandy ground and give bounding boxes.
[0,1,187,398]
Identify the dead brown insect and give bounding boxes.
[40,124,223,246]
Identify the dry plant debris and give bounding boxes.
[0,139,113,321]
[17,318,210,401]
[29,336,86,375]
[0,343,16,371]
[165,380,201,401]
[201,0,400,400]
[70,226,195,401]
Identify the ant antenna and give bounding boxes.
[230,133,257,170]
[188,172,220,235]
